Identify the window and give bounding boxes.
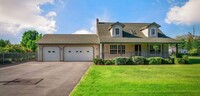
[150,44,161,54]
[118,45,125,54]
[115,28,120,35]
[150,28,156,36]
[110,45,117,54]
[110,45,125,54]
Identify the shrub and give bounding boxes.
[147,57,162,64]
[104,59,115,65]
[126,58,135,65]
[182,55,189,64]
[176,53,184,58]
[132,56,145,65]
[162,58,173,64]
[188,48,199,56]
[175,58,186,64]
[114,57,128,65]
[93,58,104,65]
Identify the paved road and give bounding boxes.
[0,62,92,96]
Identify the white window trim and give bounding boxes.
[113,27,121,36]
[110,45,125,54]
[150,28,157,36]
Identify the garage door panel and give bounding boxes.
[64,47,93,61]
[43,47,60,62]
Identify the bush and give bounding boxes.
[188,48,199,56]
[176,53,184,58]
[114,57,128,65]
[126,58,135,65]
[132,56,145,65]
[182,55,189,64]
[93,58,104,65]
[175,58,186,64]
[162,58,173,64]
[104,59,115,65]
[147,57,162,64]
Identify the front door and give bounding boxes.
[135,45,141,56]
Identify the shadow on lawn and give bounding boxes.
[189,56,200,64]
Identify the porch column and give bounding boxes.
[176,43,178,57]
[100,43,104,59]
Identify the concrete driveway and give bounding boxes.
[0,61,92,96]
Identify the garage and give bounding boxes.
[64,47,93,61]
[43,47,60,62]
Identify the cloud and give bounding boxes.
[0,0,56,36]
[165,0,200,25]
[72,10,111,34]
[73,29,94,34]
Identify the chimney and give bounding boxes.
[96,18,99,36]
[96,18,99,24]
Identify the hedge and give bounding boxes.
[132,56,145,65]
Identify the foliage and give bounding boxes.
[132,56,145,65]
[175,33,200,56]
[175,58,187,64]
[162,58,173,64]
[147,57,162,64]
[0,39,10,47]
[3,44,32,53]
[114,57,128,65]
[182,55,189,64]
[21,30,42,52]
[188,48,199,56]
[176,53,184,58]
[126,58,135,65]
[104,59,115,65]
[93,58,104,65]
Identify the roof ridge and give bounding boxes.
[45,34,97,35]
[98,22,151,24]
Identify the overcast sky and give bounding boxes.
[0,0,200,44]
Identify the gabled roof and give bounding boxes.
[97,22,181,43]
[140,22,161,31]
[108,22,125,30]
[37,34,100,44]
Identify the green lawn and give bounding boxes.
[70,57,200,96]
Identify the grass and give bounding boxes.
[70,56,200,96]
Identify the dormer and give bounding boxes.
[140,22,161,38]
[108,22,125,37]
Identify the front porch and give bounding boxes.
[100,43,178,59]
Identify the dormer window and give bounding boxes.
[151,28,156,36]
[115,28,120,35]
[149,28,157,37]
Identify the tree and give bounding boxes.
[3,44,32,53]
[0,39,10,47]
[21,30,42,52]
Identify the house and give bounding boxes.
[37,18,181,62]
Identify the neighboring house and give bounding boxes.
[37,18,180,62]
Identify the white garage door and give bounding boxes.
[43,47,60,62]
[64,47,93,61]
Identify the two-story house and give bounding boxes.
[37,18,180,62]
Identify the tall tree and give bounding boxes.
[21,30,42,52]
[0,39,10,47]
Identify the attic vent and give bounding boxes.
[130,30,136,34]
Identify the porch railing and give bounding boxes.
[0,52,37,64]
[102,52,171,59]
